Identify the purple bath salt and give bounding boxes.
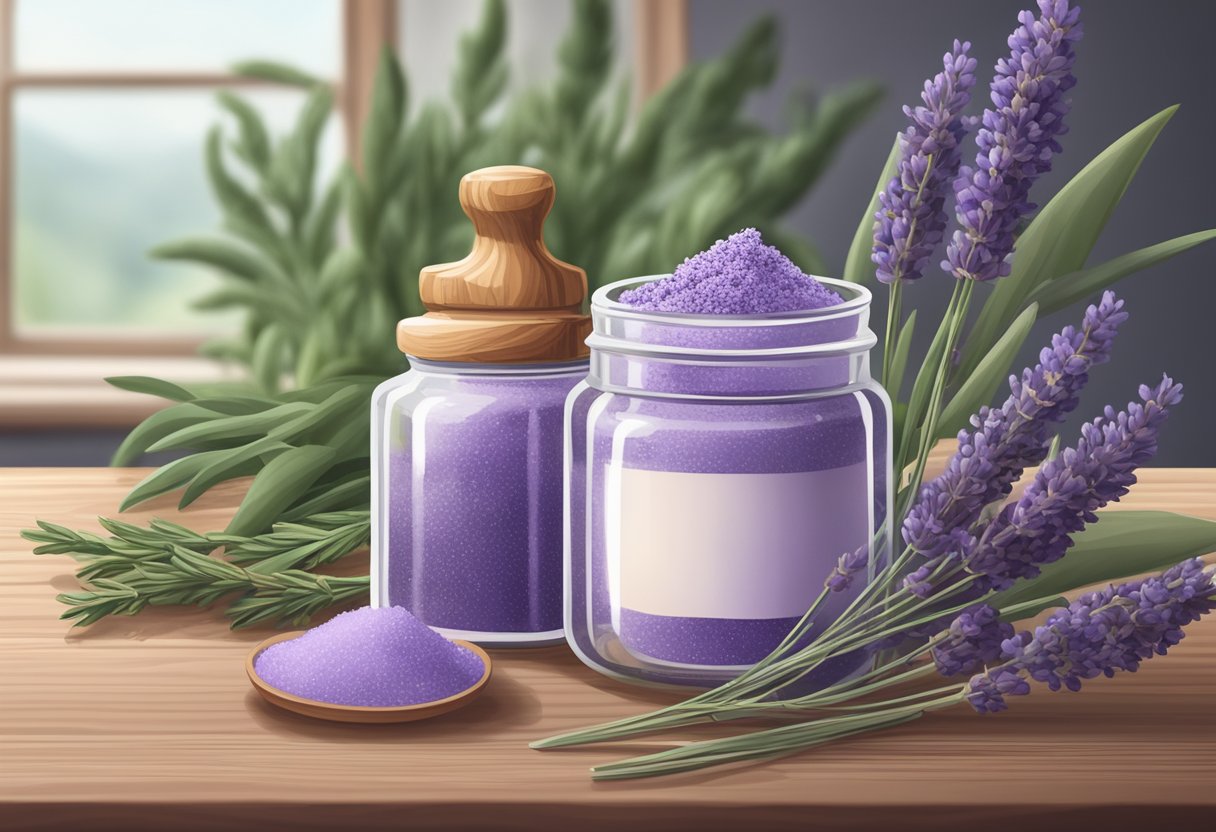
[376,362,585,642]
[253,605,484,707]
[565,234,891,689]
[618,228,842,314]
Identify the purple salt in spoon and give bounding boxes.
[248,605,491,722]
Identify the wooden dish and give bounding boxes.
[246,631,492,724]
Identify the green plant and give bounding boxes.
[25,0,881,628]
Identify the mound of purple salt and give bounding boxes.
[254,605,484,707]
[618,228,842,314]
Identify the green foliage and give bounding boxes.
[30,0,879,628]
[861,105,1216,488]
[158,0,879,392]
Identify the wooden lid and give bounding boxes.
[397,166,591,363]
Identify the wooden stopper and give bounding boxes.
[396,166,591,363]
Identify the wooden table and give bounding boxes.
[2,467,1214,830]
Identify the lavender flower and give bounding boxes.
[967,375,1183,591]
[932,604,1015,677]
[943,0,1083,281]
[872,41,978,284]
[966,558,1216,713]
[903,291,1126,567]
[825,545,869,593]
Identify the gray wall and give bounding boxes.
[4,0,1214,467]
[690,0,1216,466]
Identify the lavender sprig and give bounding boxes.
[944,0,1082,281]
[967,558,1216,712]
[872,40,978,285]
[826,545,870,593]
[903,290,1126,562]
[932,603,1015,677]
[966,375,1183,591]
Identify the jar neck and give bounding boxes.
[586,275,877,400]
[406,357,589,378]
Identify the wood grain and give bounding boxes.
[1,467,1215,831]
[399,166,592,363]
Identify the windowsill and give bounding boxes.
[0,355,243,428]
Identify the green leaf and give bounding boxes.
[938,303,1037,438]
[231,60,322,88]
[178,436,290,509]
[217,90,271,171]
[451,0,508,126]
[204,128,277,236]
[150,237,283,284]
[896,306,952,471]
[989,510,1216,609]
[225,445,338,536]
[105,376,194,402]
[280,475,370,521]
[842,135,898,284]
[110,403,220,466]
[251,324,287,394]
[1024,229,1216,315]
[145,402,313,453]
[959,106,1178,380]
[885,308,916,402]
[120,451,228,511]
[361,48,408,189]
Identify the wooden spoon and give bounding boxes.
[246,630,492,724]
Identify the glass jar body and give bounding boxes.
[564,276,892,687]
[372,359,587,645]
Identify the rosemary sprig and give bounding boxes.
[24,510,368,576]
[54,546,368,629]
[23,512,371,629]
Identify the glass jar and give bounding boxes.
[564,275,892,687]
[371,359,587,645]
[370,165,591,646]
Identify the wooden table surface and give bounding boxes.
[1,467,1215,831]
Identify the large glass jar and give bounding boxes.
[565,275,892,687]
[371,360,587,645]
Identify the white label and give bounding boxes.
[607,464,870,620]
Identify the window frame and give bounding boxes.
[0,0,394,360]
[0,0,684,426]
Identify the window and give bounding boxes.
[0,0,683,425]
[0,0,394,356]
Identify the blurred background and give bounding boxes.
[0,0,1213,466]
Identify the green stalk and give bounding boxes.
[899,278,975,515]
[881,280,903,390]
[589,691,964,781]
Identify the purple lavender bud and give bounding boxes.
[905,528,976,598]
[943,0,1083,281]
[932,604,1015,677]
[966,558,1216,712]
[872,40,978,284]
[903,291,1126,564]
[967,375,1183,590]
[825,545,870,593]
[966,664,1030,713]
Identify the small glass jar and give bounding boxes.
[370,165,591,646]
[565,275,892,687]
[371,359,587,645]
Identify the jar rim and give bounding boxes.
[406,357,589,376]
[590,274,871,327]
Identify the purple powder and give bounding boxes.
[618,228,842,314]
[383,367,582,639]
[253,605,485,707]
